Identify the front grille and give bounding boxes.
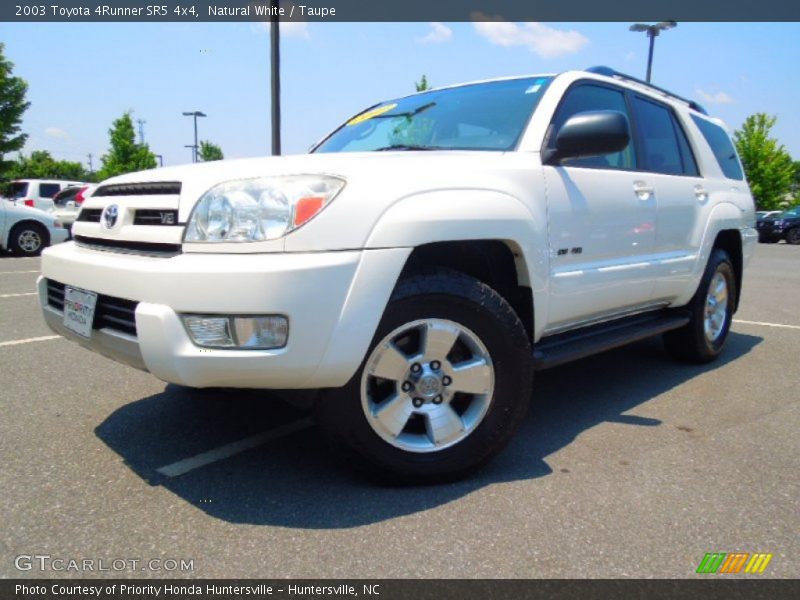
[133,209,180,226]
[77,208,102,223]
[46,280,138,337]
[94,181,182,197]
[74,235,182,257]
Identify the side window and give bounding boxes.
[632,96,698,176]
[39,183,61,198]
[690,115,744,180]
[550,83,636,170]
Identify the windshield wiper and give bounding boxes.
[372,101,437,121]
[373,144,436,151]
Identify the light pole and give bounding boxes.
[629,21,676,83]
[182,111,206,162]
[270,1,281,156]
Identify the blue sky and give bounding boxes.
[3,21,799,169]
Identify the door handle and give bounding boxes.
[694,185,709,202]
[633,181,654,200]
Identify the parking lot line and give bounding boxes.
[734,319,800,331]
[0,292,37,298]
[0,270,39,275]
[156,417,315,478]
[0,335,59,348]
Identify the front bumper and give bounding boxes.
[39,242,409,389]
[51,228,70,245]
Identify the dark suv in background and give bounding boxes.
[757,206,800,244]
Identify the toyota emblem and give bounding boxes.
[101,204,119,229]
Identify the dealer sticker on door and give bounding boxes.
[63,286,97,338]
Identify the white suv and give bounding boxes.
[39,67,757,481]
[7,179,85,212]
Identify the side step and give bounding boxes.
[533,311,691,370]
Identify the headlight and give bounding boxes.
[184,175,345,242]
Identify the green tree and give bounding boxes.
[5,150,88,180]
[97,112,157,180]
[733,113,795,210]
[0,43,31,177]
[199,140,224,161]
[415,74,430,92]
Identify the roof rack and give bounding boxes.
[584,66,708,115]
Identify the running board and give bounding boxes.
[533,311,691,370]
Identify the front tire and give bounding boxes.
[663,248,736,363]
[786,228,800,245]
[10,223,48,256]
[316,271,533,483]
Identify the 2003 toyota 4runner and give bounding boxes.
[39,66,757,481]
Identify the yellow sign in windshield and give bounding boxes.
[346,104,397,126]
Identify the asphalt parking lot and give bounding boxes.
[1,244,798,579]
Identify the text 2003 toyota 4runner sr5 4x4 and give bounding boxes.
[39,67,757,481]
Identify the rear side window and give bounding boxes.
[690,115,744,180]
[38,183,61,198]
[632,96,698,176]
[53,187,80,206]
[550,83,637,170]
[11,182,28,198]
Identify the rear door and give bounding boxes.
[37,183,61,211]
[542,81,658,331]
[628,94,704,302]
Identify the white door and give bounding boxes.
[542,82,658,331]
[627,94,706,302]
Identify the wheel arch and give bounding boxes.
[7,219,50,250]
[712,229,743,311]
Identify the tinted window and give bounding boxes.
[38,183,61,198]
[691,115,744,180]
[53,186,80,206]
[315,77,552,153]
[633,97,698,176]
[550,84,636,170]
[11,182,28,198]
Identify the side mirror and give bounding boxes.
[544,110,630,165]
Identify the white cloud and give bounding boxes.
[44,127,69,139]
[253,19,310,39]
[624,51,636,62]
[417,22,453,45]
[471,14,588,58]
[281,21,310,39]
[695,89,733,105]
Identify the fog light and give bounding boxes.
[182,315,288,349]
[232,316,288,349]
[183,316,235,347]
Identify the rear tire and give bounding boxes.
[664,248,736,364]
[9,222,48,256]
[315,270,533,483]
[786,228,800,245]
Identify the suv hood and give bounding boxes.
[77,150,537,252]
[101,151,520,219]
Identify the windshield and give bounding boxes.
[314,77,553,153]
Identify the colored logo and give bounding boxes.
[696,552,773,574]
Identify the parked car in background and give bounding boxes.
[52,184,97,229]
[756,210,782,222]
[1,200,69,256]
[757,206,800,244]
[6,179,85,212]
